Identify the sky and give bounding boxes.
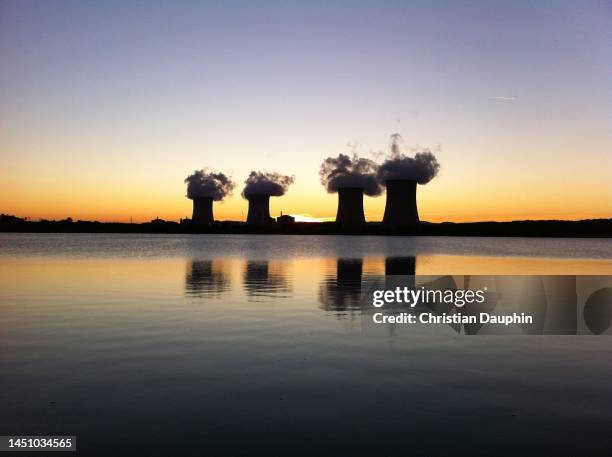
[0,0,610,222]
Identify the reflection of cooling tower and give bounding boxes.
[385,256,416,276]
[383,179,419,227]
[337,258,363,283]
[192,197,214,225]
[246,195,274,224]
[185,260,229,297]
[245,260,269,284]
[385,256,416,290]
[319,258,364,313]
[336,188,365,227]
[243,260,291,300]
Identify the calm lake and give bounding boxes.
[1,233,611,455]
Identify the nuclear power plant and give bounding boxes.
[377,134,440,229]
[242,171,295,225]
[184,134,440,229]
[185,170,235,225]
[319,153,382,228]
[382,179,419,227]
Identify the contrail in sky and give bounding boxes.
[489,96,516,101]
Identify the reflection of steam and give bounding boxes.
[319,258,364,315]
[185,260,230,298]
[242,260,291,301]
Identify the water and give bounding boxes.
[1,234,611,455]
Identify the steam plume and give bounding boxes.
[185,170,235,201]
[242,171,295,198]
[319,153,382,196]
[377,134,440,185]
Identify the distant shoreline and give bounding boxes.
[1,217,611,238]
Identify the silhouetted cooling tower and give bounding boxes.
[383,179,419,227]
[246,194,274,224]
[336,187,365,227]
[192,197,214,225]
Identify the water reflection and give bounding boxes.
[385,256,416,290]
[319,258,366,315]
[385,256,416,275]
[185,260,230,297]
[319,256,421,317]
[3,236,612,454]
[181,255,609,335]
[242,260,292,301]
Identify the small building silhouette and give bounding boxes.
[276,212,295,224]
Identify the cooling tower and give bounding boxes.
[192,197,214,225]
[336,187,366,227]
[246,194,274,224]
[382,179,419,227]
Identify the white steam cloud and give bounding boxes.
[319,153,382,196]
[185,169,235,201]
[377,134,440,185]
[242,171,295,198]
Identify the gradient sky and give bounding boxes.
[1,0,610,222]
